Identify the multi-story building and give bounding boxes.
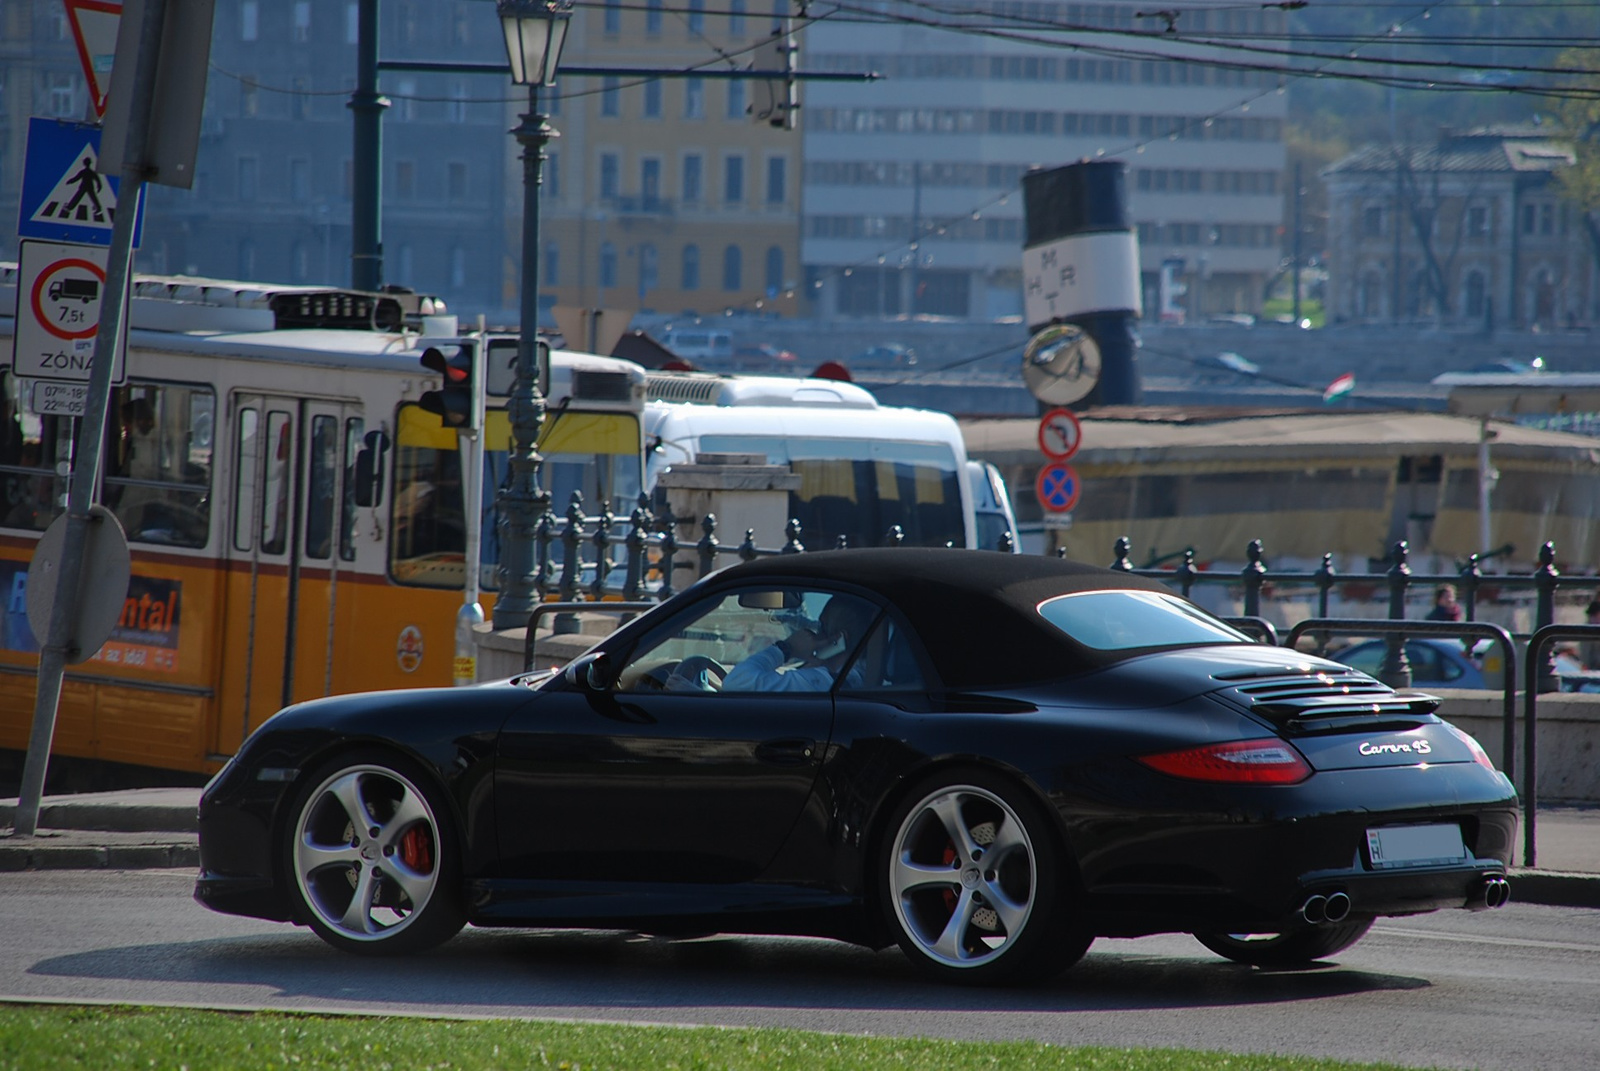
[1322,127,1591,331]
[802,1,1289,322]
[537,1,803,321]
[2,1,513,319]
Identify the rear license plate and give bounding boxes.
[1366,823,1466,869]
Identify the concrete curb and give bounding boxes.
[1507,869,1600,910]
[0,834,199,872]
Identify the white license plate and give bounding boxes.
[1366,823,1466,869]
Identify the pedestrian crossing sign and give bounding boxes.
[16,118,143,248]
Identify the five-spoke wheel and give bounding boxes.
[286,751,464,954]
[881,770,1090,985]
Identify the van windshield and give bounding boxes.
[700,434,964,548]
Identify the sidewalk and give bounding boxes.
[2,788,1597,908]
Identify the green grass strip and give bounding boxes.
[0,1003,1439,1071]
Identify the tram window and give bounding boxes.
[234,408,260,553]
[391,404,467,587]
[339,418,365,561]
[260,411,292,554]
[0,371,70,533]
[102,381,215,548]
[305,416,338,560]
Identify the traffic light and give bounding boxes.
[419,342,479,429]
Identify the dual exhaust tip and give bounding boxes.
[1299,891,1352,925]
[1475,876,1512,910]
[1300,876,1510,924]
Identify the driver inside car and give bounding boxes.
[721,596,877,692]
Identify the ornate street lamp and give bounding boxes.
[493,0,572,630]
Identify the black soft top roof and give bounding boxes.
[709,548,1176,689]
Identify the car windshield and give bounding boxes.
[1037,590,1253,651]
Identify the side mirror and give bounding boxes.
[352,429,390,508]
[563,651,613,692]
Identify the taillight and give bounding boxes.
[1136,739,1312,784]
[1445,723,1499,772]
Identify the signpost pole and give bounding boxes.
[12,0,164,839]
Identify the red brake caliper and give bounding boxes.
[400,825,434,873]
[941,841,958,913]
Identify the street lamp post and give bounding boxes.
[493,0,572,631]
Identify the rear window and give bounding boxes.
[1038,590,1251,651]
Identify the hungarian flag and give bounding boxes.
[1322,372,1355,404]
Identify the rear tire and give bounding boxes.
[284,749,465,955]
[1194,920,1374,967]
[878,768,1092,986]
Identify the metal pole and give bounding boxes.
[1292,161,1303,325]
[349,0,386,292]
[13,0,166,838]
[492,83,551,630]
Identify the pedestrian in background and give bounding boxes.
[1427,584,1463,622]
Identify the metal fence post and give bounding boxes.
[589,502,613,600]
[623,498,648,601]
[886,525,904,547]
[533,502,555,597]
[1241,539,1266,618]
[1111,536,1133,571]
[783,518,805,554]
[1176,548,1197,598]
[1314,553,1336,619]
[697,513,719,578]
[558,491,583,606]
[1459,553,1481,622]
[738,529,759,563]
[1534,541,1560,693]
[657,501,679,601]
[1380,540,1413,688]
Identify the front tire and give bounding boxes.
[879,769,1091,986]
[1194,920,1374,968]
[285,750,465,955]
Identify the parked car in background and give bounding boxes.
[1328,638,1487,689]
[848,343,917,368]
[732,343,798,372]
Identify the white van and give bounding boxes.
[660,328,733,365]
[643,371,1002,550]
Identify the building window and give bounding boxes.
[345,2,359,44]
[544,242,559,287]
[1522,203,1537,235]
[685,78,705,119]
[641,157,662,206]
[765,246,783,297]
[1361,205,1383,238]
[727,80,746,119]
[238,239,256,279]
[730,0,746,36]
[765,156,786,205]
[722,245,742,291]
[600,242,618,289]
[544,151,560,200]
[683,244,701,290]
[644,80,662,119]
[238,156,258,201]
[289,157,310,201]
[292,242,309,281]
[682,154,703,203]
[647,0,663,35]
[689,0,705,33]
[1540,203,1554,235]
[448,161,467,202]
[724,155,745,205]
[48,73,77,118]
[449,82,468,123]
[639,243,659,296]
[1464,271,1486,318]
[604,0,620,33]
[293,2,311,42]
[241,0,259,41]
[397,244,413,283]
[599,153,620,200]
[451,247,466,288]
[396,79,417,121]
[601,77,620,117]
[394,159,415,199]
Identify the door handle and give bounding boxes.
[755,738,816,765]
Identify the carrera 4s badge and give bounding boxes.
[1360,739,1432,756]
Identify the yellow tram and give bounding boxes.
[1,272,645,777]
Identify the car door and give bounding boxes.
[493,585,868,885]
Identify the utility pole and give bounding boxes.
[1292,160,1303,324]
[349,0,387,292]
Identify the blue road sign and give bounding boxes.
[1036,462,1081,513]
[17,118,143,247]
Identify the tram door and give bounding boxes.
[215,394,364,754]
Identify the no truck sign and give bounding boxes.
[12,239,127,387]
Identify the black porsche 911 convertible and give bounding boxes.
[195,549,1519,986]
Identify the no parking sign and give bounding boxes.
[1035,462,1080,514]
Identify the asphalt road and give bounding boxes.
[2,869,1597,1071]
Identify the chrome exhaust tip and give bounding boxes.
[1322,891,1352,923]
[1482,876,1511,910]
[1299,894,1328,925]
